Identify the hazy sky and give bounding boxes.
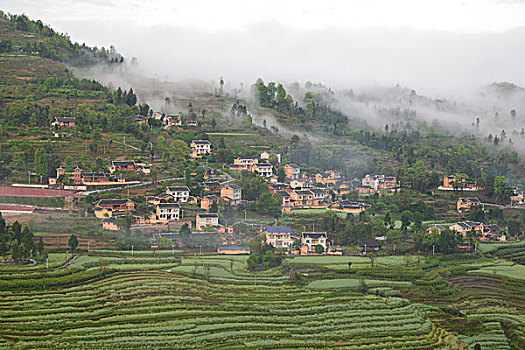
[2,0,525,95]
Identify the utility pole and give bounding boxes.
[432,245,435,256]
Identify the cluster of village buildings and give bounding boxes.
[51,111,200,134]
[423,196,505,242]
[80,137,519,250]
[438,175,484,191]
[48,161,150,187]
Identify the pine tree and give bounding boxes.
[68,234,78,250]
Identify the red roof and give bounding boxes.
[0,204,36,212]
[0,186,77,198]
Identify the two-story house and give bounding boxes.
[252,162,273,177]
[265,227,294,249]
[283,164,300,179]
[275,190,291,208]
[201,195,219,210]
[220,184,242,204]
[156,203,181,222]
[165,186,190,203]
[260,150,282,163]
[233,156,259,170]
[196,213,219,230]
[457,198,484,213]
[290,190,313,206]
[315,170,341,185]
[300,232,327,254]
[190,140,211,158]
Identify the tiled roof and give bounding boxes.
[266,227,292,233]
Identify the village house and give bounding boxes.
[260,150,282,163]
[251,162,273,177]
[484,224,502,235]
[300,232,328,255]
[265,227,294,249]
[362,175,381,190]
[510,192,524,205]
[164,114,182,127]
[151,111,163,120]
[94,198,136,211]
[309,188,328,202]
[283,164,301,179]
[108,161,136,173]
[136,163,151,174]
[201,195,219,210]
[156,203,181,222]
[480,233,507,242]
[196,213,219,230]
[457,198,484,213]
[329,200,368,213]
[233,156,259,170]
[334,181,359,195]
[327,246,343,255]
[135,115,149,125]
[81,172,111,184]
[102,217,119,230]
[220,184,242,204]
[189,140,211,158]
[449,221,484,236]
[228,164,244,172]
[217,246,250,255]
[290,190,314,206]
[186,120,199,127]
[73,166,82,185]
[362,174,397,191]
[201,181,221,192]
[51,116,76,127]
[269,183,290,193]
[216,225,234,234]
[147,196,161,206]
[426,224,446,234]
[94,206,113,219]
[290,179,311,189]
[442,175,482,190]
[165,186,190,203]
[275,190,291,207]
[50,166,80,185]
[315,170,341,185]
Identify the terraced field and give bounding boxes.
[0,271,460,349]
[487,242,525,264]
[1,250,525,349]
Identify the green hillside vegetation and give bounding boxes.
[0,12,525,349]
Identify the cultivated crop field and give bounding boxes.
[0,270,460,349]
[1,251,524,349]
